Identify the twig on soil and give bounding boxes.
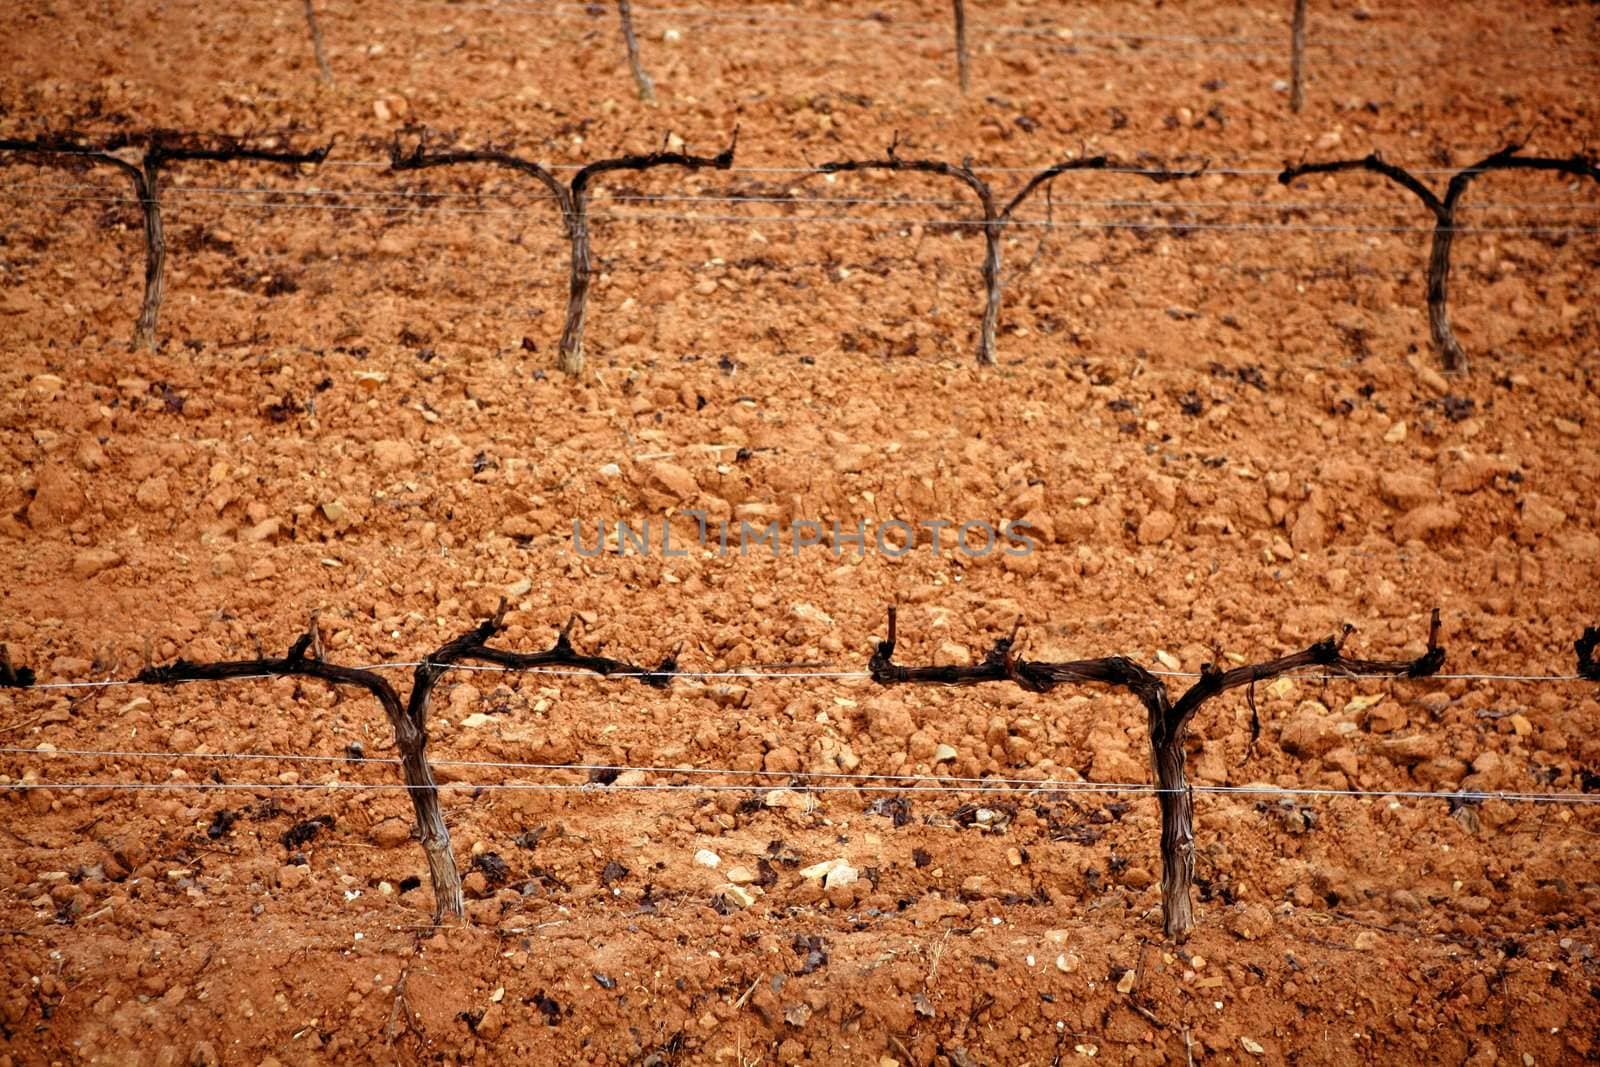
[389,127,736,375]
[1280,144,1600,371]
[733,973,763,1010]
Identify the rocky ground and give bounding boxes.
[1,0,1598,1063]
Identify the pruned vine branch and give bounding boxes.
[820,143,1200,364]
[390,128,737,375]
[135,617,467,920]
[871,604,1445,937]
[8,604,1596,940]
[0,646,35,689]
[1578,627,1600,682]
[112,603,680,918]
[0,130,332,351]
[1280,143,1600,371]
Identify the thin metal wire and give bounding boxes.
[7,182,1598,214]
[7,659,1590,691]
[7,745,1596,799]
[5,192,1597,235]
[298,161,1538,177]
[417,0,1600,64]
[4,776,1598,805]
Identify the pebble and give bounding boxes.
[823,863,859,890]
[763,788,816,812]
[1393,504,1461,543]
[26,465,85,529]
[1137,509,1177,545]
[1378,471,1435,510]
[1055,953,1080,973]
[1279,701,1338,756]
[932,743,959,763]
[371,439,415,470]
[799,859,844,880]
[639,461,699,501]
[72,547,123,579]
[1225,903,1274,941]
[720,884,758,909]
[694,849,721,869]
[725,865,757,885]
[369,818,412,848]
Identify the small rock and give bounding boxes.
[1393,504,1460,543]
[1518,494,1566,537]
[1279,701,1338,756]
[725,865,757,885]
[277,864,308,890]
[1241,1036,1265,1056]
[1137,510,1177,545]
[459,712,494,729]
[1120,867,1155,890]
[932,743,958,763]
[242,517,281,543]
[474,1001,504,1040]
[1115,970,1137,994]
[371,439,416,471]
[1378,471,1435,510]
[763,788,816,812]
[135,476,171,510]
[694,849,721,869]
[639,461,699,501]
[823,863,859,890]
[26,465,86,528]
[72,547,123,579]
[720,884,758,909]
[1225,903,1273,941]
[29,374,65,401]
[1055,953,1080,973]
[369,818,412,848]
[1383,420,1408,444]
[799,858,843,880]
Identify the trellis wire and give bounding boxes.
[5,746,1597,808]
[7,181,1599,214]
[3,775,1597,806]
[5,661,1589,690]
[410,0,1600,66]
[4,191,1597,235]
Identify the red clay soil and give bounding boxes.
[1,0,1598,1064]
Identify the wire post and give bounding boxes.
[304,0,334,84]
[1289,0,1307,113]
[952,0,970,94]
[616,0,656,101]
